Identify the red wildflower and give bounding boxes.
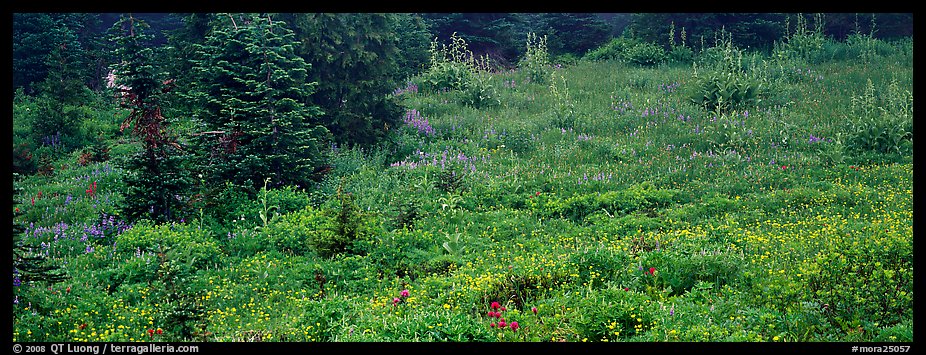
[646,267,656,276]
[400,289,410,298]
[501,306,507,311]
[531,307,538,315]
[66,286,71,294]
[490,322,496,328]
[148,329,155,337]
[156,329,163,335]
[510,321,519,332]
[536,191,541,196]
[498,320,507,328]
[491,301,501,310]
[79,323,87,330]
[624,287,630,291]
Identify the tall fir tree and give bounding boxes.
[188,13,330,194]
[276,13,405,147]
[109,14,191,223]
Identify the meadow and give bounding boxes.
[12,30,913,344]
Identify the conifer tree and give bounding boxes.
[109,14,191,223]
[188,13,330,194]
[276,13,405,147]
[26,15,94,154]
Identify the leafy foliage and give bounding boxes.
[12,176,68,286]
[584,37,641,62]
[518,33,551,85]
[691,32,764,113]
[623,42,667,67]
[845,78,913,155]
[420,33,499,109]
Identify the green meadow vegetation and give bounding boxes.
[12,13,912,343]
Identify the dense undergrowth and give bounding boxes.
[12,27,913,343]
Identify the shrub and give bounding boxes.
[667,46,694,65]
[114,222,223,272]
[310,181,382,258]
[622,42,666,67]
[264,205,333,256]
[584,37,640,62]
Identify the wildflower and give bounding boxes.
[156,329,163,335]
[393,297,401,306]
[400,289,410,298]
[646,267,656,276]
[532,307,538,315]
[510,322,519,331]
[498,320,507,328]
[491,301,501,310]
[669,305,674,316]
[623,287,629,291]
[490,322,496,328]
[488,311,496,318]
[148,329,155,337]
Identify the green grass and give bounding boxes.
[12,41,913,343]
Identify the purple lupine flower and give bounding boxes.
[13,269,21,287]
[808,134,825,144]
[404,109,435,136]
